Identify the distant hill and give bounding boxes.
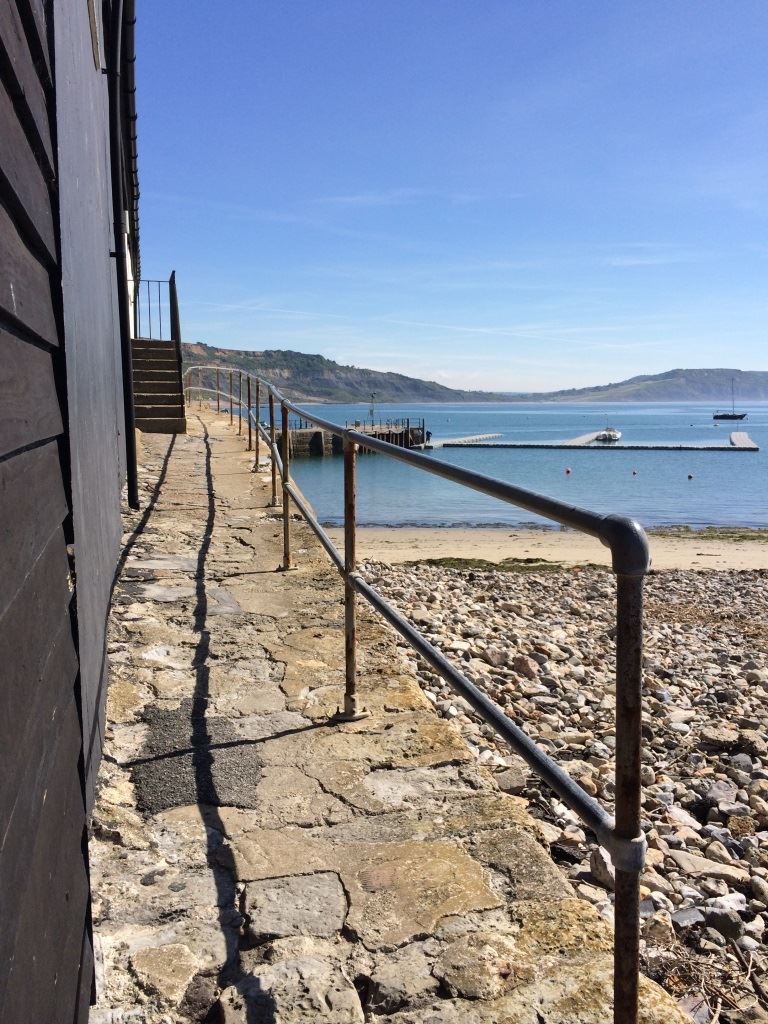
[511,368,768,402]
[182,344,509,403]
[181,346,768,404]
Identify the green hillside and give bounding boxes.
[182,344,508,402]
[515,368,768,402]
[182,346,768,404]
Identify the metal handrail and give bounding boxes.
[183,364,648,1024]
[135,277,173,341]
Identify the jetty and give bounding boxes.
[282,416,426,456]
[442,430,759,452]
[423,431,502,449]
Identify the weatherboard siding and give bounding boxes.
[0,1,125,1019]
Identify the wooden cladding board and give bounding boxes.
[15,0,52,87]
[0,327,63,458]
[0,441,68,619]
[0,0,53,170]
[0,77,56,258]
[0,201,58,345]
[0,532,84,1024]
[0,3,93,1022]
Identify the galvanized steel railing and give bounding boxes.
[183,365,649,1024]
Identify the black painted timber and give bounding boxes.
[0,1,131,1019]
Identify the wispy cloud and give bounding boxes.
[313,187,525,207]
[314,187,428,207]
[600,242,714,267]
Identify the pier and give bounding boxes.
[281,416,426,457]
[441,430,759,452]
[423,431,502,449]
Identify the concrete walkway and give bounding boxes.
[91,411,686,1023]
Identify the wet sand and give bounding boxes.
[326,526,768,571]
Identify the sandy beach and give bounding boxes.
[326,525,768,571]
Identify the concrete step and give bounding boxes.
[134,392,184,407]
[132,337,176,349]
[133,355,178,369]
[131,349,177,363]
[134,416,187,434]
[133,380,184,395]
[136,406,185,419]
[134,395,184,411]
[133,368,180,383]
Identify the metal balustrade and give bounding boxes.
[183,364,649,1024]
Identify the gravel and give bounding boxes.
[362,560,768,1020]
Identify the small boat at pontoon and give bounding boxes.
[713,378,747,420]
[595,426,621,443]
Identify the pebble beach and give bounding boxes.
[361,555,768,1022]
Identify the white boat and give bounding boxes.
[595,426,621,443]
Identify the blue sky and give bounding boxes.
[137,2,768,391]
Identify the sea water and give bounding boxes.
[280,402,768,530]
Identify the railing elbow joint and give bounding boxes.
[600,828,647,875]
[599,514,650,577]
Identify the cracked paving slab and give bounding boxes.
[90,412,688,1024]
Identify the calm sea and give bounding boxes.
[282,402,768,530]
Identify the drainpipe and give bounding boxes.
[108,0,139,509]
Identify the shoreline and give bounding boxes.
[326,524,768,571]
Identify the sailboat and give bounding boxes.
[713,378,747,421]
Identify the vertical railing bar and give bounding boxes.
[337,438,366,720]
[268,391,278,506]
[229,371,233,426]
[238,371,243,435]
[247,376,252,450]
[158,280,162,339]
[216,368,220,413]
[255,380,261,471]
[198,367,202,409]
[613,574,644,1024]
[147,279,152,339]
[281,402,291,569]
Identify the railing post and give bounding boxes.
[255,381,261,470]
[268,391,278,506]
[198,367,202,409]
[238,371,243,435]
[281,402,291,569]
[613,573,644,1024]
[338,437,366,720]
[247,376,252,450]
[229,371,233,426]
[216,368,220,413]
[169,271,184,398]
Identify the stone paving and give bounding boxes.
[90,410,688,1023]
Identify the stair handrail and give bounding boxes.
[169,270,183,385]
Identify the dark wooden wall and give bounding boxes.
[0,1,126,1019]
[56,0,125,813]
